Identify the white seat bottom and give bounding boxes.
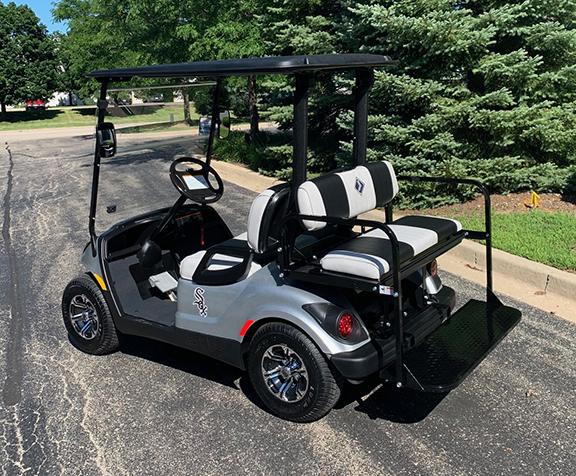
[320,216,462,280]
[180,232,261,281]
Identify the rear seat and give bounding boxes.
[297,161,463,281]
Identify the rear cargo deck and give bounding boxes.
[402,299,521,392]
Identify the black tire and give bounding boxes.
[247,322,343,423]
[62,274,120,355]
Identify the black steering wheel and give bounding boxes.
[169,157,224,204]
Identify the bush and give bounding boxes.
[212,130,339,180]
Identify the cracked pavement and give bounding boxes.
[0,128,575,475]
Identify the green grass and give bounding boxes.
[452,210,576,271]
[0,104,198,131]
[119,119,200,134]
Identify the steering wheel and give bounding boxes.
[169,157,224,204]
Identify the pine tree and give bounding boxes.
[257,0,351,177]
[340,0,576,206]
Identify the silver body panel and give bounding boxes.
[81,239,124,316]
[81,234,443,361]
[176,263,370,356]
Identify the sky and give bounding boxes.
[12,1,66,33]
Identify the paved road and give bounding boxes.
[1,131,575,475]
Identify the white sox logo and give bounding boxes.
[193,287,208,317]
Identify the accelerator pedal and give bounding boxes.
[403,299,521,393]
[149,272,178,302]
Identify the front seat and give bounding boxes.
[179,183,291,285]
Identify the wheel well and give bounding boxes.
[240,317,320,368]
[85,271,99,286]
[84,271,122,323]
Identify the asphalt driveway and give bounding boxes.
[0,129,574,475]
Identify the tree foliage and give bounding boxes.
[53,0,263,122]
[339,0,576,206]
[52,0,576,204]
[256,0,352,177]
[256,0,576,205]
[0,2,59,114]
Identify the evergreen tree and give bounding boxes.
[340,0,576,206]
[0,2,59,116]
[258,0,351,177]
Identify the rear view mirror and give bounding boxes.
[96,122,117,157]
[219,110,230,139]
[199,117,212,135]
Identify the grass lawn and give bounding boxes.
[0,104,199,131]
[453,210,576,271]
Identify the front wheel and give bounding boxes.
[62,274,120,355]
[247,322,342,422]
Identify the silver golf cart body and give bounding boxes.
[63,54,521,421]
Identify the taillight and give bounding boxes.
[429,259,438,277]
[337,313,354,339]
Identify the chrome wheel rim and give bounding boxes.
[69,294,99,340]
[261,344,309,403]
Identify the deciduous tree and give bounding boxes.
[53,0,263,134]
[0,2,59,116]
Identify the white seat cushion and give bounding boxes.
[297,161,398,231]
[320,216,462,280]
[179,232,261,281]
[360,225,439,255]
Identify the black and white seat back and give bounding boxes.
[247,182,291,253]
[297,161,398,231]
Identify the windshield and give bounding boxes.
[94,87,210,235]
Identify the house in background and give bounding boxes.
[48,92,90,107]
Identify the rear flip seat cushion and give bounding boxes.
[393,215,462,240]
[320,216,462,280]
[321,238,415,280]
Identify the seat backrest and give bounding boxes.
[297,161,398,231]
[247,183,291,253]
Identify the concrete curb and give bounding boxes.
[445,240,576,298]
[212,158,576,323]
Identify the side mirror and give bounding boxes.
[219,110,230,139]
[96,122,117,157]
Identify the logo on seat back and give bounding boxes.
[355,177,365,195]
[193,287,208,317]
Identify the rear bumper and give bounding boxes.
[331,286,456,381]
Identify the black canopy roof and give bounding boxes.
[86,54,395,82]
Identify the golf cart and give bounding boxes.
[62,54,521,422]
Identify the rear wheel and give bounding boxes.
[247,322,342,422]
[62,274,120,355]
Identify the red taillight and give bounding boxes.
[337,313,354,339]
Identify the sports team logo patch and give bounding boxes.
[355,177,365,195]
[193,287,208,317]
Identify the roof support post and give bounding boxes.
[292,72,314,192]
[89,80,109,255]
[352,69,374,167]
[206,78,222,167]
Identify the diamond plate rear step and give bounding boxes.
[402,299,521,393]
